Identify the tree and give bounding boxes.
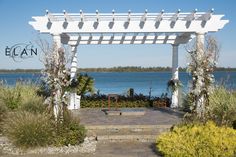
[186,36,219,119]
[68,74,95,96]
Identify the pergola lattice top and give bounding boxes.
[29,9,228,45]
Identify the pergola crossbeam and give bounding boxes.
[61,33,190,45]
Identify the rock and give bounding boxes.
[0,136,97,155]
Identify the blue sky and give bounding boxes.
[0,0,235,69]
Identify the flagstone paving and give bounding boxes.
[76,108,183,125]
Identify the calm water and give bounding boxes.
[0,72,235,96]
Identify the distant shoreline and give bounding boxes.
[0,67,236,73]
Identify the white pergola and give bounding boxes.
[29,9,228,109]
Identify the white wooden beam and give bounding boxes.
[127,10,131,22]
[199,8,214,21]
[171,9,181,22]
[96,10,100,22]
[155,10,164,22]
[112,9,115,22]
[63,10,73,21]
[185,9,197,21]
[80,10,84,22]
[141,9,148,22]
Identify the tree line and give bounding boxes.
[0,66,236,73]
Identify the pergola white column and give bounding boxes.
[196,32,205,115]
[52,33,61,118]
[70,45,78,79]
[171,44,179,108]
[68,45,81,110]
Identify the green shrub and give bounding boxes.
[53,111,86,146]
[208,87,236,127]
[3,111,54,148]
[0,83,45,112]
[0,100,8,133]
[80,94,153,108]
[180,93,193,112]
[20,96,46,114]
[157,121,236,157]
[0,85,21,110]
[81,99,150,108]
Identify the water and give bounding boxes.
[0,71,236,96]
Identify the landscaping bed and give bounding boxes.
[80,94,171,108]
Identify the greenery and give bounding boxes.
[0,83,44,111]
[0,101,7,133]
[1,66,236,73]
[0,69,41,73]
[181,86,236,128]
[53,111,86,146]
[3,110,86,148]
[157,121,236,157]
[0,85,21,110]
[19,96,46,114]
[68,74,95,96]
[167,79,182,93]
[81,94,170,108]
[187,36,219,118]
[3,111,54,148]
[0,82,86,148]
[207,86,236,127]
[81,94,150,108]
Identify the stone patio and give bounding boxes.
[74,107,183,143]
[75,107,183,126]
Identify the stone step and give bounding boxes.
[86,124,172,130]
[96,135,157,142]
[88,129,165,136]
[85,125,171,142]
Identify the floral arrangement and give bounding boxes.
[187,36,219,118]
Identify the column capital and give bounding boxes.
[195,32,206,35]
[69,44,79,48]
[52,34,62,48]
[69,45,78,52]
[171,44,179,47]
[52,33,60,36]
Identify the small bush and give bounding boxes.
[3,111,54,148]
[180,93,193,112]
[0,83,44,111]
[208,87,236,127]
[157,121,236,157]
[20,96,46,114]
[53,111,86,146]
[0,85,21,110]
[0,100,8,133]
[81,94,154,108]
